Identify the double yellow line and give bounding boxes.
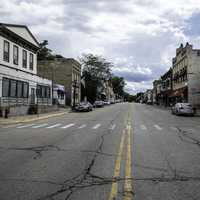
[108,112,133,200]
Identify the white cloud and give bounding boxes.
[1,0,200,94]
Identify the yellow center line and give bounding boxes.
[108,130,126,200]
[124,123,133,200]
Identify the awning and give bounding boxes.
[54,84,65,92]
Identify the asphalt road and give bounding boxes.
[0,103,200,200]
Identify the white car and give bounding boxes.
[171,103,195,116]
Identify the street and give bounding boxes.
[0,103,200,200]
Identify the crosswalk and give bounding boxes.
[6,122,194,133]
[12,122,115,131]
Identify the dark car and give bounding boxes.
[93,100,104,108]
[75,102,93,112]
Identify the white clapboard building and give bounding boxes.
[0,23,52,117]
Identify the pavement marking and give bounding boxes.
[124,124,133,200]
[17,124,35,129]
[154,124,162,130]
[170,126,178,131]
[92,123,101,129]
[61,123,75,129]
[108,130,126,200]
[109,124,116,130]
[32,123,48,129]
[140,124,147,130]
[46,123,62,129]
[78,124,87,129]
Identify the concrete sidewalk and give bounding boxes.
[0,107,70,126]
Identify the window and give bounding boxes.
[3,41,10,62]
[2,78,10,97]
[17,81,23,98]
[29,53,34,70]
[22,50,27,68]
[13,45,19,65]
[2,78,29,98]
[23,82,29,98]
[10,80,17,97]
[37,85,51,98]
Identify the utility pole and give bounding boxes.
[72,80,79,110]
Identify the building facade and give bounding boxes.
[0,23,52,117]
[160,68,173,106]
[171,43,200,108]
[38,58,81,106]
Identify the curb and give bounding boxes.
[0,111,68,126]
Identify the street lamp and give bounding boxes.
[72,80,79,110]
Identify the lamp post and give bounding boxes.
[72,80,79,110]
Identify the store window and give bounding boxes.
[2,78,10,97]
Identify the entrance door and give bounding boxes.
[30,88,35,105]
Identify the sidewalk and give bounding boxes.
[0,107,71,126]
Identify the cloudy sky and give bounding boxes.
[1,0,200,94]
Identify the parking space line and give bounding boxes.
[140,124,147,130]
[32,123,48,129]
[17,124,35,129]
[46,123,62,129]
[154,124,162,130]
[61,123,75,129]
[78,124,86,129]
[92,124,101,129]
[109,124,116,130]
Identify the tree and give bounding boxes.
[111,76,126,97]
[80,54,113,103]
[37,40,55,60]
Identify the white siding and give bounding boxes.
[0,35,37,75]
[5,26,39,47]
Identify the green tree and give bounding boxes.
[111,76,126,97]
[37,40,55,60]
[80,54,113,103]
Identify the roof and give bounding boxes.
[0,23,40,48]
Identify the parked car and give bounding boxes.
[171,103,195,116]
[93,100,104,108]
[103,101,111,105]
[75,102,93,112]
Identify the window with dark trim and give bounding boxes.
[29,53,34,70]
[2,78,10,97]
[10,80,17,97]
[13,45,19,65]
[2,77,29,98]
[37,85,51,98]
[22,50,27,68]
[17,81,23,97]
[3,41,10,62]
[23,82,29,98]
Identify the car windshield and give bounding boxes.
[2,2,200,200]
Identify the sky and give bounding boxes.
[1,0,200,94]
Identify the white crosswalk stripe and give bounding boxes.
[32,123,48,129]
[61,123,75,129]
[46,123,62,129]
[109,124,116,130]
[170,126,178,131]
[140,124,147,130]
[17,124,35,129]
[92,124,101,129]
[154,124,162,130]
[78,124,87,129]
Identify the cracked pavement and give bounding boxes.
[0,103,200,199]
